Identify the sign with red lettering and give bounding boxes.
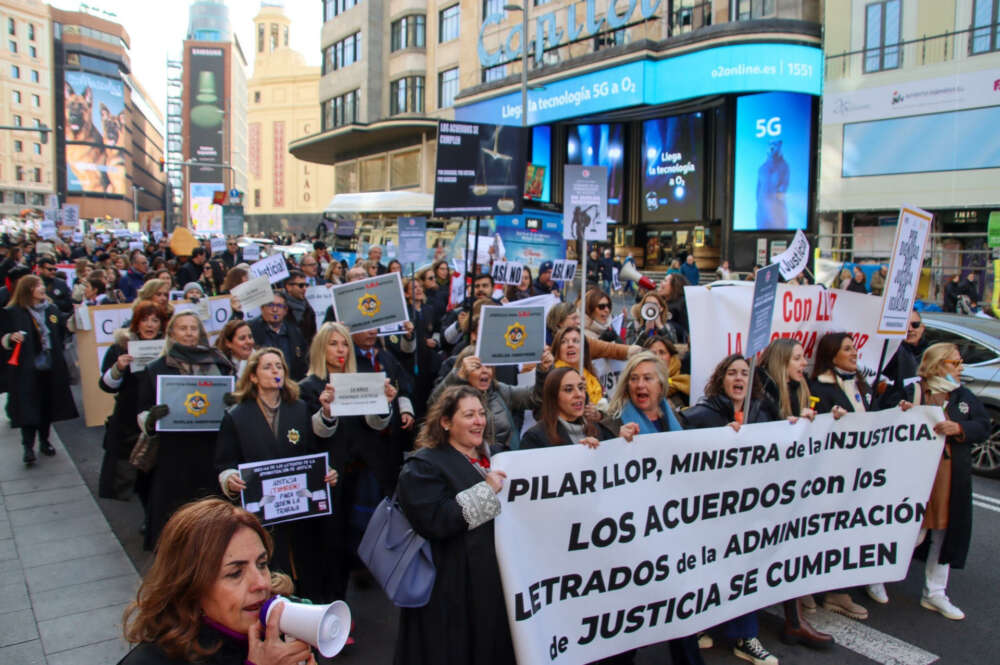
[685,285,900,404]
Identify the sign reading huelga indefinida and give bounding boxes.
[434,121,527,216]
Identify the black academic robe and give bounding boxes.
[0,304,78,427]
[910,384,990,569]
[117,622,249,665]
[138,354,235,551]
[394,445,515,665]
[98,337,153,500]
[678,394,780,429]
[520,419,615,449]
[247,316,308,380]
[215,399,322,589]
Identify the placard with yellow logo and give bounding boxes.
[330,272,409,333]
[475,306,545,366]
[155,375,235,432]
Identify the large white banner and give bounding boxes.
[492,408,944,665]
[685,285,901,404]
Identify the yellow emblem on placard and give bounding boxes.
[184,391,210,417]
[504,322,526,350]
[287,428,300,444]
[49,314,57,323]
[358,292,381,317]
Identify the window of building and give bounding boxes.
[482,64,507,83]
[30,192,44,205]
[258,23,264,52]
[438,67,459,108]
[390,150,420,189]
[972,0,1000,54]
[360,156,386,191]
[30,69,38,83]
[326,32,362,72]
[13,192,25,205]
[9,39,16,53]
[8,18,14,36]
[32,118,40,127]
[483,0,503,17]
[391,15,425,51]
[254,91,261,103]
[324,0,360,20]
[735,0,775,20]
[270,23,279,51]
[390,76,424,114]
[28,23,34,41]
[864,0,901,73]
[31,93,39,106]
[33,167,41,183]
[13,114,21,126]
[440,5,460,42]
[33,143,40,154]
[12,91,20,104]
[324,90,360,130]
[335,162,357,193]
[0,192,4,203]
[283,25,288,46]
[254,189,261,207]
[15,166,24,181]
[13,140,22,152]
[28,45,36,58]
[11,64,19,78]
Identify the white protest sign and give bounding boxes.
[74,302,91,331]
[207,295,234,332]
[250,253,290,285]
[492,261,524,286]
[563,164,608,240]
[305,285,333,330]
[231,275,275,311]
[491,408,944,665]
[329,372,389,416]
[552,260,577,282]
[243,243,261,261]
[240,453,331,526]
[92,305,133,344]
[128,340,165,372]
[504,293,560,321]
[128,241,143,251]
[449,273,465,309]
[152,230,163,243]
[210,236,226,255]
[878,206,932,336]
[39,220,56,239]
[685,285,901,404]
[774,230,810,280]
[72,232,83,243]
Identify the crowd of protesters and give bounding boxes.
[0,226,985,665]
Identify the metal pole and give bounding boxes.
[579,233,586,381]
[132,185,138,223]
[520,4,528,130]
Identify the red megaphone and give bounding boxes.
[619,263,657,291]
[8,340,22,366]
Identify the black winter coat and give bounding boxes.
[394,445,514,665]
[520,419,615,449]
[117,622,249,665]
[910,383,990,569]
[1,304,79,427]
[678,393,780,429]
[247,316,308,380]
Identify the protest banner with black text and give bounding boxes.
[239,453,331,527]
[491,408,944,665]
[685,285,901,404]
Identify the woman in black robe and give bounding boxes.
[521,366,615,449]
[394,384,513,665]
[0,275,79,465]
[215,346,338,600]
[136,311,236,550]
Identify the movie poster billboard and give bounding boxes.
[433,121,527,216]
[186,45,226,233]
[733,92,813,231]
[63,70,128,195]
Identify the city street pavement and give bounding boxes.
[51,379,1000,665]
[0,398,138,665]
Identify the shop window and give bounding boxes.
[864,0,901,72]
[390,150,420,189]
[972,0,1000,54]
[360,156,386,191]
[335,162,358,193]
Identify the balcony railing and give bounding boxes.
[825,22,1000,81]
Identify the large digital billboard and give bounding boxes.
[63,70,128,194]
[187,45,227,233]
[733,91,813,231]
[640,112,704,222]
[566,123,624,223]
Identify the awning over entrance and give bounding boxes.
[289,118,438,165]
[323,191,434,215]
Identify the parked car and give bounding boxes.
[920,313,1000,477]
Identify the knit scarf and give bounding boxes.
[558,417,587,445]
[555,359,603,406]
[926,375,958,396]
[830,369,867,412]
[620,397,682,435]
[28,303,51,354]
[165,343,228,376]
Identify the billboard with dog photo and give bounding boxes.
[63,70,129,195]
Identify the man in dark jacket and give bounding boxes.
[118,250,149,302]
[248,290,308,380]
[220,238,243,269]
[37,256,74,315]
[175,247,206,287]
[282,270,317,345]
[533,261,560,296]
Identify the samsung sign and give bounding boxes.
[457,43,823,126]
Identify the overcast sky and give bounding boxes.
[51,0,322,117]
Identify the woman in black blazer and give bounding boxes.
[215,346,338,600]
[1,275,78,465]
[521,366,615,449]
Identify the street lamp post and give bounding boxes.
[132,184,145,223]
[503,3,529,129]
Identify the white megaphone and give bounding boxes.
[259,596,351,658]
[618,263,657,291]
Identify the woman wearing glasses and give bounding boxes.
[584,288,622,343]
[874,343,989,620]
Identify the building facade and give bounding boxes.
[182,0,249,233]
[292,0,824,272]
[820,0,1000,300]
[246,3,335,234]
[51,5,166,223]
[0,0,55,218]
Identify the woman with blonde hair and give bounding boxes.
[605,351,683,437]
[395,385,513,664]
[136,278,172,316]
[120,497,316,665]
[136,311,236,550]
[878,342,990,619]
[215,347,338,599]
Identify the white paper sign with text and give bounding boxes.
[329,372,389,416]
[250,254,290,285]
[878,207,932,335]
[491,408,944,665]
[127,340,165,372]
[231,276,275,311]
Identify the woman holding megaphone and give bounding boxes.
[120,497,331,665]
